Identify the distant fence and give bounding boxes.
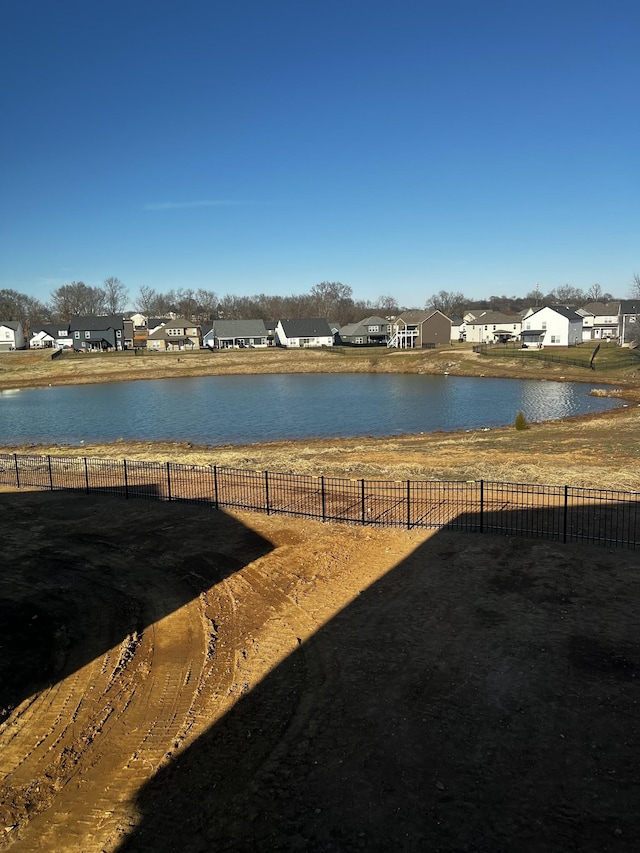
[0,453,637,550]
[473,343,592,369]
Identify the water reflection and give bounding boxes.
[0,374,621,447]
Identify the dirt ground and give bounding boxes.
[1,488,639,852]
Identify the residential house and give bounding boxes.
[619,300,640,347]
[147,318,171,335]
[577,302,620,342]
[126,313,149,348]
[388,310,451,348]
[462,311,521,344]
[69,315,130,351]
[275,318,334,348]
[448,315,465,342]
[337,316,391,346]
[520,306,583,348]
[29,323,73,349]
[0,321,25,351]
[203,319,269,349]
[146,318,202,351]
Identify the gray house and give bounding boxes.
[338,316,391,346]
[69,315,129,351]
[203,319,269,349]
[619,300,640,346]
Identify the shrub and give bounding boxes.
[514,410,529,430]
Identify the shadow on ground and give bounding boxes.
[0,489,273,722]
[116,506,640,852]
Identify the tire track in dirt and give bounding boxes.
[2,578,207,852]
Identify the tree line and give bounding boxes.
[424,282,620,318]
[0,280,401,330]
[1,276,636,334]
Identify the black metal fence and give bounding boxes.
[0,453,637,550]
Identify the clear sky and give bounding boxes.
[1,0,638,309]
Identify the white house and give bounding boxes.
[0,321,26,351]
[577,302,620,342]
[520,306,583,348]
[275,318,334,348]
[462,311,521,344]
[29,323,73,349]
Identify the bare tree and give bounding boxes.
[309,281,354,324]
[425,290,467,317]
[136,287,174,317]
[194,289,218,321]
[631,273,640,300]
[50,282,106,319]
[0,289,50,331]
[103,277,129,314]
[552,284,584,305]
[373,294,399,316]
[585,283,604,302]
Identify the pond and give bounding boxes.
[0,373,622,447]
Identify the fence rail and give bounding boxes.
[0,453,637,550]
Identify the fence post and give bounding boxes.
[167,462,172,501]
[479,480,484,533]
[265,470,270,515]
[407,480,411,530]
[48,455,54,491]
[361,479,366,525]
[321,475,326,521]
[13,453,20,488]
[84,457,90,494]
[123,459,129,499]
[213,465,219,509]
[563,485,568,543]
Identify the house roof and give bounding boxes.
[211,319,267,338]
[581,301,620,316]
[0,320,24,331]
[619,300,640,315]
[69,315,124,331]
[339,316,390,337]
[526,306,582,322]
[396,310,436,324]
[30,324,70,338]
[278,318,332,337]
[465,311,519,325]
[160,317,200,330]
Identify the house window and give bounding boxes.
[58,330,66,336]
[541,322,547,330]
[74,331,80,339]
[368,325,380,333]
[116,330,122,338]
[85,331,90,338]
[355,336,365,344]
[551,335,558,343]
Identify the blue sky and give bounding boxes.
[1,0,638,309]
